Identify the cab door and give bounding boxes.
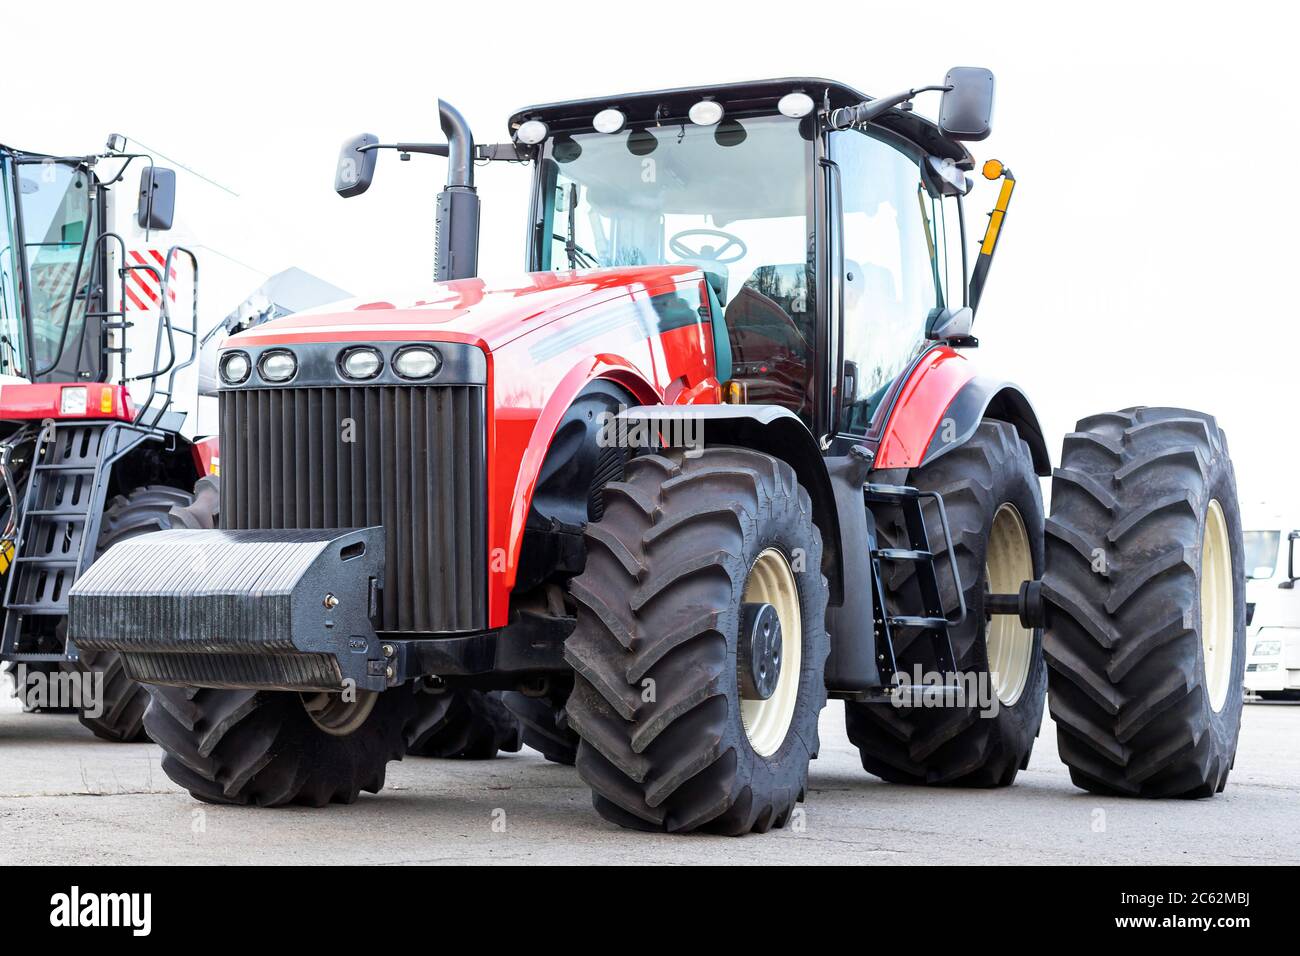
[14,159,107,384]
[828,126,954,439]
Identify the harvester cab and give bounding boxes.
[68,70,1248,832]
[0,139,228,739]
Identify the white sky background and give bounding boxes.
[6,0,1295,520]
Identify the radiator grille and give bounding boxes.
[219,386,486,632]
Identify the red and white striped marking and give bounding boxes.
[124,249,184,311]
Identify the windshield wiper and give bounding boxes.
[554,234,598,269]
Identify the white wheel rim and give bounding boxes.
[740,548,802,757]
[985,503,1035,706]
[1201,499,1235,713]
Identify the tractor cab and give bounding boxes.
[337,73,1009,448]
[513,77,1003,445]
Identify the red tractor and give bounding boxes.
[69,71,1246,832]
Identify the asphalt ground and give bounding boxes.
[2,686,1295,865]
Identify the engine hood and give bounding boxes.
[227,265,703,353]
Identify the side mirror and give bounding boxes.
[336,134,379,197]
[1287,532,1300,582]
[137,167,175,230]
[939,67,995,142]
[927,306,974,341]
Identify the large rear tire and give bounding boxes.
[66,480,218,742]
[845,421,1047,786]
[564,448,829,834]
[1043,407,1245,797]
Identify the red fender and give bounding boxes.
[872,346,976,470]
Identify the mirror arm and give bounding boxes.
[358,142,449,158]
[828,84,952,131]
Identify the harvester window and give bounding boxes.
[0,160,26,377]
[832,128,944,433]
[17,161,98,381]
[536,116,816,422]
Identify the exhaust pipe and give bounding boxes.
[434,99,480,282]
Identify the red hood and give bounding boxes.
[228,265,703,352]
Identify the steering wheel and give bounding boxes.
[669,228,747,265]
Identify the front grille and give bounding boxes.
[219,386,486,632]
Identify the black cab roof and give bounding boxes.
[509,77,974,169]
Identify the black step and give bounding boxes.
[13,557,78,567]
[887,615,949,629]
[874,547,932,561]
[864,482,920,499]
[33,464,96,474]
[4,651,67,662]
[5,602,68,614]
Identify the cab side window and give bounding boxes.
[833,129,944,434]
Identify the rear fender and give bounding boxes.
[919,378,1051,476]
[873,347,1050,476]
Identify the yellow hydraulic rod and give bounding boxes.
[969,159,1015,314]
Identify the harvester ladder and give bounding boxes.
[863,482,966,705]
[83,231,161,386]
[0,422,151,662]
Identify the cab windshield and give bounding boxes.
[536,115,816,419]
[0,158,28,377]
[17,159,98,380]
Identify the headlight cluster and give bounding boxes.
[219,345,443,386]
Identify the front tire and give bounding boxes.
[145,685,421,806]
[405,687,522,759]
[503,687,579,765]
[564,448,830,834]
[1043,407,1245,797]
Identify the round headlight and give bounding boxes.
[340,347,382,380]
[258,350,297,383]
[778,92,815,118]
[220,351,251,385]
[515,119,549,145]
[688,99,724,126]
[393,346,441,380]
[593,108,626,134]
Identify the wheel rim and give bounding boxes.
[985,503,1035,706]
[301,690,377,736]
[1201,499,1235,712]
[739,548,801,757]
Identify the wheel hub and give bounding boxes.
[300,690,377,736]
[739,548,802,757]
[739,602,783,700]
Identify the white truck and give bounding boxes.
[1243,510,1300,700]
